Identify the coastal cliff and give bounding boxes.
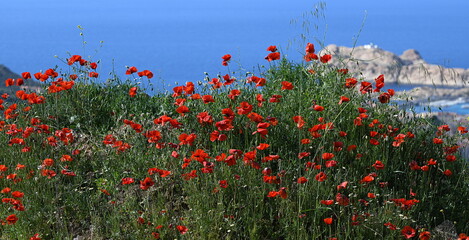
[323,44,469,86]
[0,64,42,94]
[0,64,21,80]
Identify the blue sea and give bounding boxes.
[1,0,469,114]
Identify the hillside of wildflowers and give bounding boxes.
[1,43,468,239]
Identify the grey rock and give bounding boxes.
[322,44,469,86]
[398,86,469,102]
[0,64,21,80]
[0,64,43,93]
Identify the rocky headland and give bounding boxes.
[0,64,21,80]
[323,44,469,86]
[400,86,469,102]
[0,64,42,95]
[322,44,469,116]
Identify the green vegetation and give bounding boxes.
[0,44,468,240]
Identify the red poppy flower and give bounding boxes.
[42,158,54,167]
[304,53,318,62]
[320,54,332,63]
[140,177,155,190]
[151,232,160,239]
[247,76,266,87]
[45,68,58,77]
[298,152,310,159]
[261,168,272,176]
[325,160,337,169]
[176,225,188,234]
[20,72,31,80]
[267,191,279,198]
[338,96,350,104]
[265,52,281,62]
[322,153,334,160]
[210,130,226,142]
[11,191,24,198]
[182,170,198,180]
[89,62,98,69]
[378,92,391,103]
[222,54,232,61]
[41,169,57,179]
[313,105,324,111]
[292,116,305,129]
[336,181,348,190]
[269,95,282,103]
[89,72,99,78]
[191,149,210,163]
[401,226,416,239]
[128,87,137,97]
[384,222,397,230]
[228,89,241,100]
[320,200,334,205]
[222,54,231,66]
[126,66,138,75]
[5,78,14,87]
[446,155,456,162]
[345,78,358,88]
[323,217,333,225]
[149,168,171,177]
[247,112,263,123]
[372,160,385,170]
[458,233,468,240]
[208,78,222,89]
[177,133,195,146]
[278,187,287,199]
[6,214,18,224]
[305,43,315,54]
[457,126,468,134]
[16,79,24,87]
[68,55,82,65]
[219,180,228,188]
[237,101,253,115]
[267,45,278,52]
[176,105,190,115]
[369,139,380,145]
[215,119,234,131]
[281,81,294,90]
[202,95,215,104]
[337,68,348,74]
[61,169,76,177]
[137,70,154,79]
[122,177,135,185]
[1,187,11,194]
[360,175,375,184]
[256,143,270,150]
[315,172,327,182]
[297,177,308,184]
[335,193,350,206]
[222,74,235,85]
[419,231,431,240]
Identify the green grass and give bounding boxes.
[0,47,468,240]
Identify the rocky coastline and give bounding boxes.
[323,44,469,86]
[0,64,21,80]
[322,44,469,117]
[0,64,42,95]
